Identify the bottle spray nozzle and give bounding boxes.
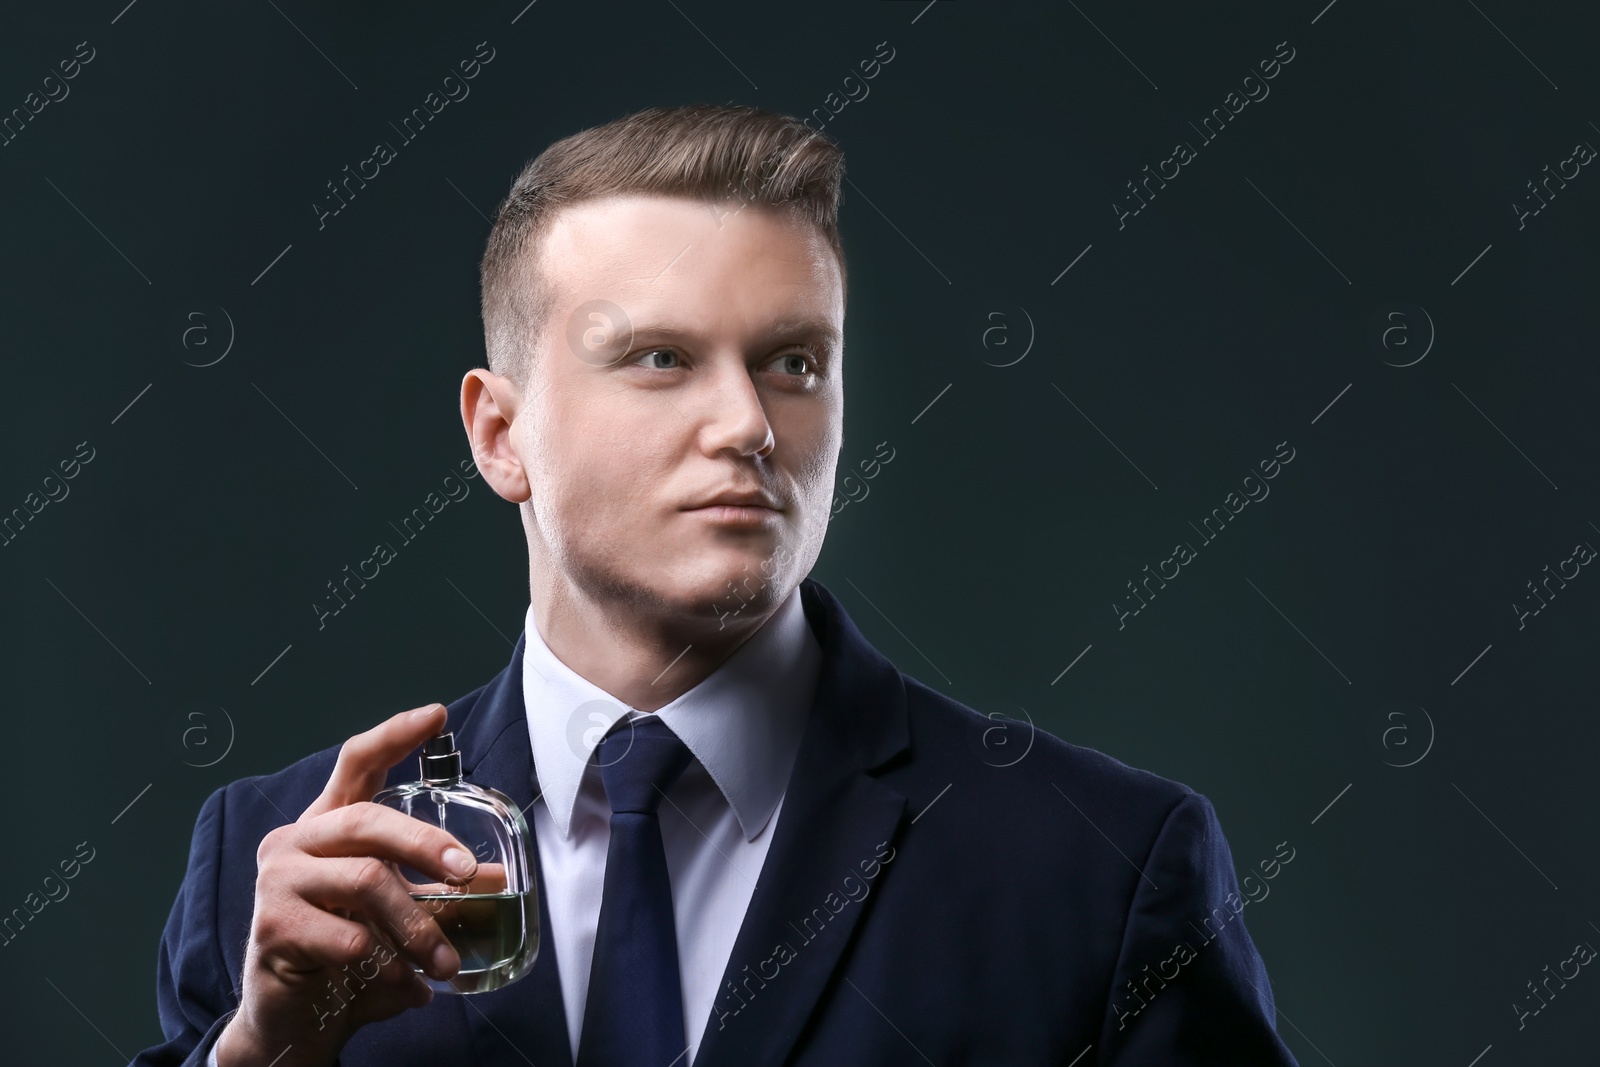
[421,731,463,783]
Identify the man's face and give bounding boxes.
[510,193,843,628]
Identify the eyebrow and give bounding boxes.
[628,319,841,350]
[769,319,842,348]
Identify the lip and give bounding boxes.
[685,504,782,526]
[686,490,782,510]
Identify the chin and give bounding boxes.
[670,548,791,621]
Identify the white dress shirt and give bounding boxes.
[520,585,820,1065]
[207,587,819,1067]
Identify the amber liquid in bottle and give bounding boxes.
[412,891,531,974]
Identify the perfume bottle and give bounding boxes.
[372,731,539,994]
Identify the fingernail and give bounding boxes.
[432,941,458,978]
[413,705,439,721]
[443,847,475,877]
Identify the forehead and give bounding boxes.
[534,194,842,325]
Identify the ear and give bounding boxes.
[460,368,530,503]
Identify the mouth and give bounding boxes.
[684,490,782,510]
[684,503,783,527]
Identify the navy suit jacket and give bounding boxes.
[135,577,1299,1066]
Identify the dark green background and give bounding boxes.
[2,0,1596,1063]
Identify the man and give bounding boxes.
[135,104,1299,1066]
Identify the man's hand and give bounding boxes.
[215,704,478,1067]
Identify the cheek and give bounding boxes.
[541,406,672,521]
[549,445,629,517]
[796,410,844,496]
[777,391,840,466]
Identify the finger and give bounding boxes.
[290,803,479,889]
[407,861,507,897]
[356,929,437,1022]
[263,903,442,1015]
[303,703,448,820]
[333,947,437,1029]
[276,855,462,981]
[366,939,437,1017]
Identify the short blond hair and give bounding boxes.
[478,103,848,388]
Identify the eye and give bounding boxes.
[771,345,822,376]
[633,347,680,369]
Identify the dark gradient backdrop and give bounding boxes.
[2,1,1597,1064]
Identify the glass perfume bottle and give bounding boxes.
[372,731,539,994]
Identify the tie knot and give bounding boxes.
[595,715,694,815]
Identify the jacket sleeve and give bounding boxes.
[131,785,240,1067]
[1096,791,1301,1066]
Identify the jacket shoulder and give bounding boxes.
[216,741,342,836]
[897,673,1196,829]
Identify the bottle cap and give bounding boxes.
[421,731,463,783]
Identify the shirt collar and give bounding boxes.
[522,585,821,843]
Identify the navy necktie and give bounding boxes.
[577,714,697,1067]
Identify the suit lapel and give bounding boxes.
[690,578,912,1067]
[447,632,577,1067]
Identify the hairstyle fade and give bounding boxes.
[478,103,848,390]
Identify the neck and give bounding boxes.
[528,570,781,712]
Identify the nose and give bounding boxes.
[697,362,775,461]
